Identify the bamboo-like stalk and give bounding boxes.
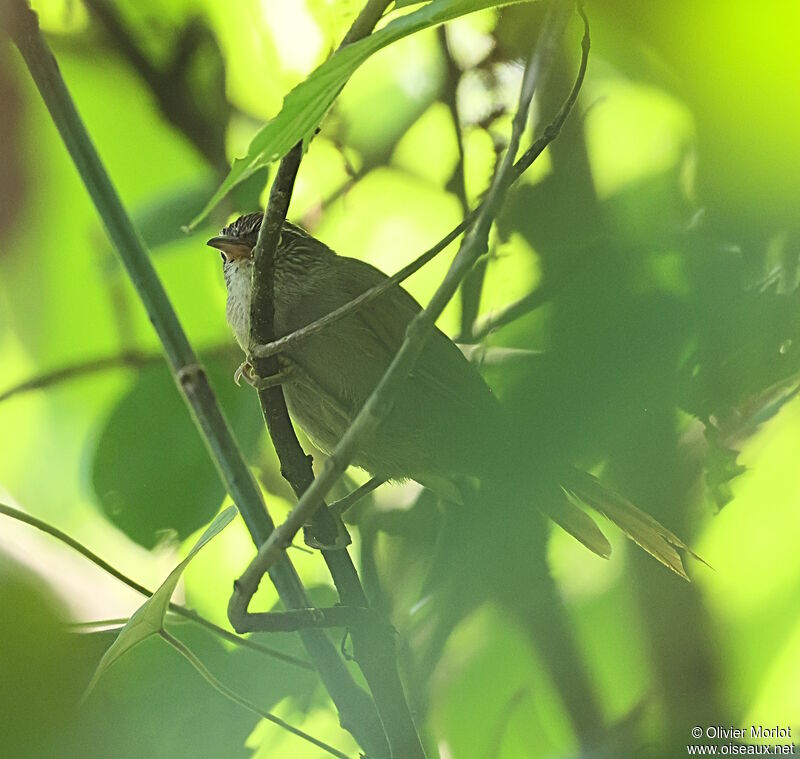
[1,3,385,755]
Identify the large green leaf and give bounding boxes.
[84,506,237,696]
[91,357,262,548]
[186,0,529,230]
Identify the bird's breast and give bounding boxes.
[224,264,253,350]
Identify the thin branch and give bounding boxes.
[485,688,530,759]
[437,24,486,341]
[470,280,555,340]
[340,0,391,47]
[81,0,159,84]
[0,344,239,404]
[437,26,469,218]
[249,7,591,363]
[330,476,386,516]
[249,139,353,547]
[2,5,383,755]
[233,0,580,619]
[81,0,229,173]
[227,602,380,633]
[159,630,351,759]
[70,602,378,637]
[0,349,158,403]
[0,501,312,670]
[305,164,369,222]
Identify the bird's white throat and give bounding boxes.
[223,259,253,350]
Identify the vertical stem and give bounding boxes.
[437,24,487,341]
[1,3,385,756]
[246,1,426,755]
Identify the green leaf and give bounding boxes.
[186,0,530,230]
[91,358,263,548]
[84,506,237,696]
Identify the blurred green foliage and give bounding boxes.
[91,361,262,546]
[1,1,799,757]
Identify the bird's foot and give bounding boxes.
[233,360,254,387]
[234,357,295,390]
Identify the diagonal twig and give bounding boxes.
[471,279,557,340]
[0,344,239,404]
[81,0,229,173]
[437,24,487,341]
[159,630,351,759]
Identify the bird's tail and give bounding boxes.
[544,469,707,580]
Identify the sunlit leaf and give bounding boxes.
[84,506,237,696]
[544,489,612,559]
[565,471,706,581]
[187,0,531,229]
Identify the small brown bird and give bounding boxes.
[208,213,700,578]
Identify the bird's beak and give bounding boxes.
[206,235,252,261]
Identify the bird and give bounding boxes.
[208,212,701,579]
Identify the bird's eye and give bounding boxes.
[219,251,228,263]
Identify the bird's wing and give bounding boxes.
[335,255,500,420]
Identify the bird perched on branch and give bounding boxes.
[208,212,701,579]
